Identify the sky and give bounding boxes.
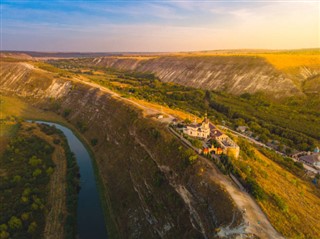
[1,0,319,52]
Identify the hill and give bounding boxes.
[45,49,320,99]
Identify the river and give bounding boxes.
[34,121,108,239]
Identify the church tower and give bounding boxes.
[202,112,209,130]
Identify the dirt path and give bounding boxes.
[43,144,66,239]
[71,77,173,120]
[200,156,284,239]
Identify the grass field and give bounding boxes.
[0,95,69,123]
[0,94,70,156]
[172,49,320,69]
[233,141,320,239]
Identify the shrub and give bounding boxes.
[8,217,22,230]
[272,193,288,212]
[246,177,267,201]
[63,109,71,118]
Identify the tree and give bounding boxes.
[184,118,192,124]
[12,175,21,183]
[31,203,39,211]
[46,167,54,175]
[21,213,30,221]
[28,156,42,167]
[8,216,22,230]
[20,196,29,204]
[27,222,37,234]
[189,154,198,164]
[0,224,7,231]
[0,231,9,239]
[32,169,42,177]
[259,134,268,144]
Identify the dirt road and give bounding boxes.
[201,156,284,238]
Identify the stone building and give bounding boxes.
[183,113,210,139]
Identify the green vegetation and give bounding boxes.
[76,120,88,133]
[63,146,79,239]
[49,59,319,153]
[258,147,304,177]
[34,62,72,77]
[0,127,54,239]
[232,140,320,238]
[0,120,80,239]
[183,134,203,148]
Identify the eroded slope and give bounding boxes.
[88,55,303,98]
[1,62,247,238]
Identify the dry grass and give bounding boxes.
[234,147,320,239]
[0,94,71,155]
[258,54,320,72]
[0,95,66,123]
[110,56,158,60]
[169,50,320,72]
[109,81,131,88]
[131,98,201,121]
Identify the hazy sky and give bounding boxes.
[1,0,319,52]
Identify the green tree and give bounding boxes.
[184,118,192,124]
[189,154,198,164]
[31,203,39,211]
[0,224,7,231]
[46,167,54,175]
[32,169,42,177]
[22,188,31,196]
[27,222,37,234]
[20,196,29,204]
[12,175,21,183]
[8,216,22,230]
[28,156,42,167]
[0,231,9,239]
[21,213,30,221]
[259,134,269,144]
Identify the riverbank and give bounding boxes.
[0,95,116,238]
[32,121,108,239]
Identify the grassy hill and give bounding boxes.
[234,139,320,238]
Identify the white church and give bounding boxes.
[183,113,210,139]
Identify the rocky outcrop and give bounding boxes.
[90,56,302,98]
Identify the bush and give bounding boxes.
[90,138,98,146]
[272,193,288,212]
[246,177,267,201]
[76,121,88,133]
[153,171,165,187]
[8,217,22,230]
[63,109,71,118]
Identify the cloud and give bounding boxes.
[1,1,319,51]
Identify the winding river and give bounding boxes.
[35,121,108,239]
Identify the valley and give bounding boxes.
[1,50,320,239]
